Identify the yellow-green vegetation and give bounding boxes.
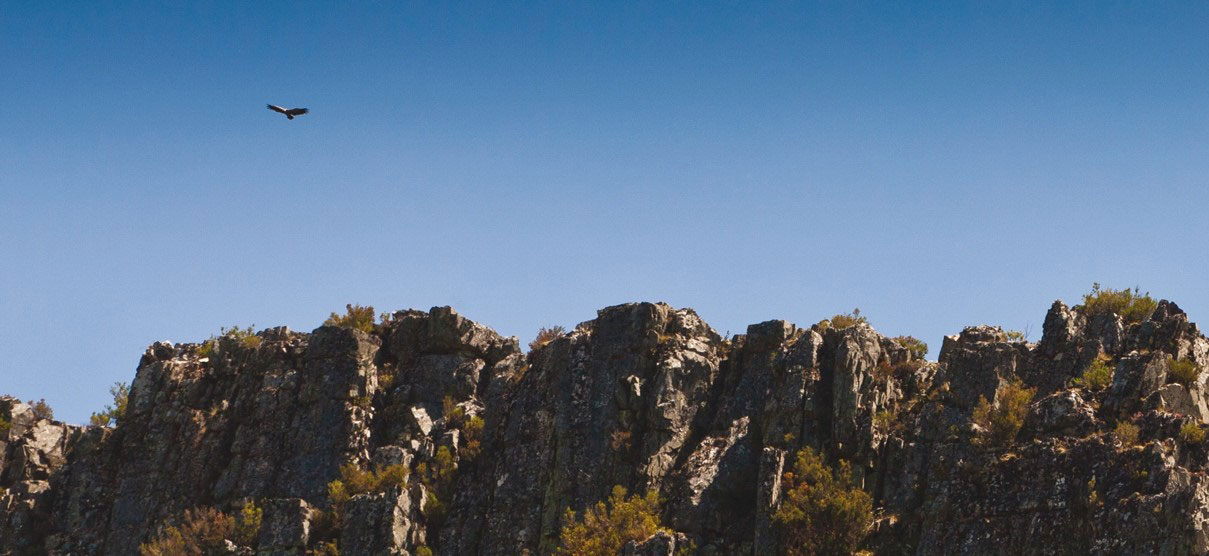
[1004,329,1028,342]
[326,462,410,526]
[223,325,262,348]
[443,396,485,460]
[1077,283,1157,324]
[415,547,434,556]
[557,485,668,556]
[197,325,261,358]
[874,410,897,433]
[462,415,485,460]
[313,541,340,556]
[235,500,262,546]
[28,398,53,421]
[139,506,239,555]
[772,447,873,556]
[325,304,376,333]
[892,336,928,360]
[0,412,11,437]
[1180,422,1206,445]
[1114,421,1140,447]
[1168,358,1201,387]
[971,378,1035,448]
[90,381,130,427]
[1073,359,1113,392]
[529,325,567,352]
[417,446,457,529]
[817,308,868,330]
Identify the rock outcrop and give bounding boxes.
[2,297,1208,555]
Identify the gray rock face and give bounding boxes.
[3,299,1209,555]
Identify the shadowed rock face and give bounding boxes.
[2,299,1209,555]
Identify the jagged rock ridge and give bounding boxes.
[2,299,1209,555]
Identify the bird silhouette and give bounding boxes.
[267,104,309,120]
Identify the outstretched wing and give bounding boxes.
[285,108,309,117]
[267,104,288,114]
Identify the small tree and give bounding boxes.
[529,326,566,352]
[773,447,873,556]
[971,377,1035,448]
[558,485,668,556]
[892,336,928,360]
[28,398,53,421]
[90,382,130,427]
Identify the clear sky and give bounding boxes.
[2,3,1207,424]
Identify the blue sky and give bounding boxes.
[2,3,1207,423]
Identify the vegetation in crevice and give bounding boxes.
[971,377,1035,448]
[557,485,669,556]
[772,447,873,556]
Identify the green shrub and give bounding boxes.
[971,378,1035,448]
[28,399,53,421]
[1115,421,1140,447]
[90,382,130,427]
[558,485,668,556]
[1180,422,1206,445]
[139,507,236,556]
[325,304,376,334]
[1073,359,1113,392]
[1077,283,1157,324]
[529,326,567,352]
[818,308,868,330]
[1004,329,1028,342]
[417,446,457,530]
[892,336,928,360]
[0,411,11,437]
[221,325,261,348]
[326,462,410,526]
[462,415,485,460]
[772,447,873,556]
[415,547,434,556]
[235,500,262,546]
[1168,358,1201,387]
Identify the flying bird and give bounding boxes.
[267,104,309,120]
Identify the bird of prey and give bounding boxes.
[267,104,309,120]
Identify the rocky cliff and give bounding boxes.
[3,298,1209,555]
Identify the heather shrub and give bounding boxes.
[773,447,873,556]
[1168,358,1201,387]
[139,507,235,556]
[325,304,376,333]
[1073,359,1113,392]
[90,381,130,427]
[892,336,928,360]
[529,325,567,352]
[1077,283,1157,324]
[1180,422,1206,445]
[971,378,1035,448]
[1115,421,1140,447]
[818,308,868,330]
[558,485,667,556]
